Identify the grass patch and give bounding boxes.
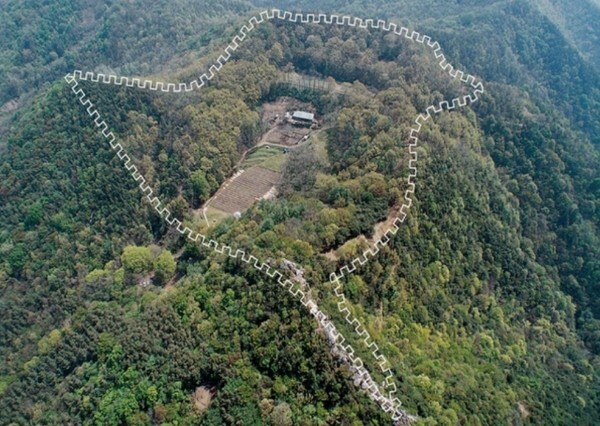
[242,145,287,172]
[203,206,231,226]
[309,129,329,164]
[0,375,15,395]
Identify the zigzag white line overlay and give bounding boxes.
[64,8,484,425]
[62,77,414,424]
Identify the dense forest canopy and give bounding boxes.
[0,1,599,425]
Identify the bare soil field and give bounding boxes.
[262,124,312,146]
[209,166,282,214]
[197,97,322,225]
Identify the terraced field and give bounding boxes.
[242,145,287,172]
[209,166,282,214]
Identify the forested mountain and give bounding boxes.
[0,0,252,138]
[0,1,599,425]
[531,0,600,69]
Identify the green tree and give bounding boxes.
[94,388,139,425]
[121,246,153,275]
[190,170,210,207]
[24,201,44,229]
[154,250,176,285]
[7,244,26,277]
[37,329,61,355]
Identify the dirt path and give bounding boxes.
[372,204,402,242]
[323,204,402,262]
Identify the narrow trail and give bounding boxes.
[324,204,403,262]
[64,9,484,424]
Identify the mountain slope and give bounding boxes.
[532,0,600,69]
[0,2,598,424]
[253,0,600,355]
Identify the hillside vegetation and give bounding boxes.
[0,1,599,425]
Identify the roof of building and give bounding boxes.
[292,111,314,121]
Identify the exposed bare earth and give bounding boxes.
[323,204,402,262]
[262,122,312,146]
[0,98,20,137]
[261,96,315,125]
[372,204,402,242]
[0,99,19,114]
[260,97,316,146]
[209,166,281,214]
[194,97,320,224]
[191,386,213,414]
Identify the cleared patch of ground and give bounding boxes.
[262,123,312,146]
[209,166,282,215]
[0,99,18,114]
[242,145,287,172]
[307,129,330,165]
[0,98,20,141]
[279,72,350,95]
[323,204,402,262]
[196,97,323,226]
[191,386,213,414]
[203,206,231,225]
[261,96,315,125]
[260,97,318,146]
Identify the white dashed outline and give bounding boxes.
[64,9,484,424]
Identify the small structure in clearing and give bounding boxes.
[200,97,324,226]
[261,97,319,145]
[288,110,316,127]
